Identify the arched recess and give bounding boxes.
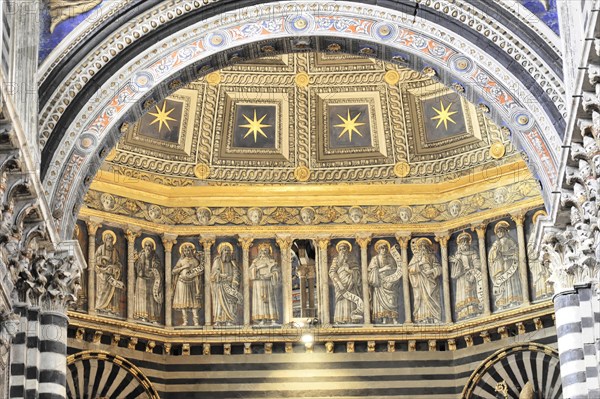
[38,1,565,239]
[66,351,160,399]
[462,343,562,398]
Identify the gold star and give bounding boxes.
[431,101,458,130]
[335,109,365,142]
[148,101,177,133]
[239,109,271,142]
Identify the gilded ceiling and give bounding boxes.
[101,52,518,187]
[86,51,541,229]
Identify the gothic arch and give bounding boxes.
[37,1,565,238]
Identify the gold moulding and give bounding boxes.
[295,72,310,88]
[294,165,311,182]
[384,70,400,86]
[490,142,506,159]
[205,71,222,86]
[193,163,211,180]
[393,161,410,178]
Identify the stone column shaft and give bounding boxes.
[38,311,68,399]
[126,229,141,321]
[239,237,253,326]
[396,234,412,323]
[512,214,531,305]
[436,234,452,323]
[9,305,27,398]
[25,308,39,396]
[86,222,101,315]
[316,238,330,325]
[162,235,177,327]
[474,225,491,315]
[200,237,215,326]
[356,235,371,325]
[277,236,293,325]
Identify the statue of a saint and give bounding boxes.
[329,241,363,324]
[489,221,522,309]
[449,232,483,320]
[527,236,552,300]
[408,238,442,324]
[211,242,242,326]
[133,238,163,323]
[172,243,204,326]
[95,230,124,315]
[367,240,402,324]
[249,243,280,325]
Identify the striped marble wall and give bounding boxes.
[67,328,559,399]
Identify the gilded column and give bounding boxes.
[512,213,531,305]
[435,234,452,323]
[239,236,254,326]
[86,220,101,315]
[395,233,412,324]
[200,236,215,326]
[316,237,331,325]
[356,235,372,325]
[276,235,293,325]
[162,234,177,327]
[126,229,141,321]
[473,225,491,315]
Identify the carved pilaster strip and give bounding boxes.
[239,236,254,326]
[86,221,101,314]
[473,224,491,315]
[435,233,452,323]
[356,234,371,325]
[125,229,141,321]
[395,233,412,323]
[276,235,293,325]
[512,213,531,305]
[200,236,215,326]
[316,237,331,325]
[162,234,177,327]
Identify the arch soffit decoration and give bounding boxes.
[39,1,565,239]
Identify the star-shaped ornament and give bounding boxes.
[148,101,177,132]
[335,109,366,142]
[239,109,271,142]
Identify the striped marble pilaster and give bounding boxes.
[8,305,27,399]
[24,307,40,398]
[576,285,600,397]
[554,291,588,399]
[38,312,68,399]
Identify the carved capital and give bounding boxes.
[275,235,293,251]
[86,221,101,236]
[199,236,216,250]
[316,236,330,250]
[473,224,487,239]
[125,229,141,244]
[511,213,526,226]
[434,233,450,247]
[355,234,371,249]
[161,235,177,252]
[395,233,411,249]
[238,236,254,251]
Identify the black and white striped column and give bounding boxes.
[38,312,68,399]
[554,284,600,399]
[8,304,27,399]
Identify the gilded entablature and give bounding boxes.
[83,179,541,228]
[101,52,516,186]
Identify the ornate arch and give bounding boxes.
[66,350,160,399]
[38,1,565,238]
[462,343,562,399]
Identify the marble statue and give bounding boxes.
[408,238,442,324]
[527,236,552,300]
[95,230,124,315]
[367,240,402,324]
[133,238,163,323]
[249,243,280,325]
[329,241,363,324]
[489,221,522,309]
[211,242,242,326]
[172,243,204,326]
[449,232,483,320]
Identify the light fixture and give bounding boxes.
[301,334,314,344]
